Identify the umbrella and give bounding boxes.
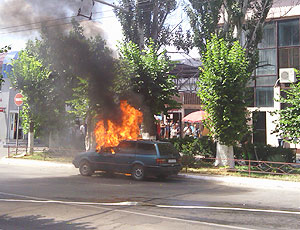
[182,111,207,123]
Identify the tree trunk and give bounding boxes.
[49,131,57,150]
[85,113,94,151]
[28,121,34,155]
[214,142,235,168]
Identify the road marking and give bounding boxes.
[0,196,299,216]
[156,205,300,215]
[0,199,138,206]
[0,198,255,230]
[1,191,299,230]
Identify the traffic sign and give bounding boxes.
[14,93,24,106]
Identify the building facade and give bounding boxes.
[248,2,300,148]
[0,51,24,145]
[171,1,300,148]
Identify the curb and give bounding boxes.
[179,173,300,190]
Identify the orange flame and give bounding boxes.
[94,100,143,151]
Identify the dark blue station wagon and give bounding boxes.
[73,140,182,180]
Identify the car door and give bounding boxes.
[114,141,136,173]
[135,143,157,167]
[88,151,109,171]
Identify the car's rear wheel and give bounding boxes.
[131,164,145,181]
[79,160,93,176]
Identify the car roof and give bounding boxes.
[121,139,169,145]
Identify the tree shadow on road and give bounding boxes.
[0,214,97,230]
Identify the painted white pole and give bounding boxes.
[15,106,20,154]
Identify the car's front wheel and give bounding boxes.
[79,160,93,176]
[131,164,145,181]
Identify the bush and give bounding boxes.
[234,143,295,163]
[162,136,216,167]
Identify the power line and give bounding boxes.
[0,15,116,35]
[0,9,115,31]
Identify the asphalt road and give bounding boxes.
[0,158,299,230]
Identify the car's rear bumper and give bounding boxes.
[145,164,182,176]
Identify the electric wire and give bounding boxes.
[0,15,116,35]
[0,9,114,31]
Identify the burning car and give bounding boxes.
[72,140,182,180]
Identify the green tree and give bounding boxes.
[9,51,53,153]
[115,0,177,49]
[115,1,182,135]
[185,1,273,167]
[118,41,179,134]
[198,36,251,167]
[273,70,300,144]
[24,20,116,150]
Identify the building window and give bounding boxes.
[255,22,277,107]
[259,22,276,48]
[256,49,277,75]
[256,87,274,107]
[278,19,299,47]
[256,76,277,87]
[279,47,300,69]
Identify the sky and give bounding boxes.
[0,0,199,60]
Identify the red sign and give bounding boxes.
[0,107,5,112]
[14,93,24,106]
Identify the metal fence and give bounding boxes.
[7,146,49,158]
[6,146,80,158]
[202,157,300,176]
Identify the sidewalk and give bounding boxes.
[1,154,300,190]
[179,173,300,191]
[0,144,8,159]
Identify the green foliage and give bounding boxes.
[66,77,89,119]
[187,0,273,72]
[272,70,300,144]
[198,36,251,146]
[164,136,216,167]
[0,45,11,53]
[115,0,177,49]
[0,45,11,84]
[118,40,180,116]
[186,0,223,53]
[167,136,216,157]
[234,143,295,163]
[9,51,58,135]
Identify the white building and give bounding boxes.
[248,1,300,148]
[0,51,24,145]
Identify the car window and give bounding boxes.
[157,143,180,157]
[100,147,116,153]
[136,143,157,155]
[117,141,136,154]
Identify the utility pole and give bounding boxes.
[94,0,128,13]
